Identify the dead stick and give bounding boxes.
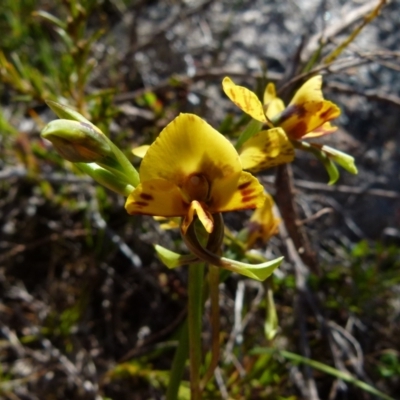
[275,164,320,275]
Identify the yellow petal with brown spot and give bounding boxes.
[212,171,266,212]
[139,113,242,189]
[239,128,295,172]
[125,179,187,217]
[277,76,340,140]
[222,77,267,123]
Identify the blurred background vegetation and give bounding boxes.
[0,0,399,399]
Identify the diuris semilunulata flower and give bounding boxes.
[125,113,267,234]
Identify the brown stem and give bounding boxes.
[275,164,320,275]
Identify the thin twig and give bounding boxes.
[327,81,400,108]
[225,280,245,361]
[0,229,88,263]
[278,56,371,95]
[214,366,229,400]
[128,0,215,55]
[328,321,365,376]
[263,176,400,199]
[113,68,282,103]
[275,165,319,274]
[301,0,386,62]
[323,0,388,65]
[118,307,187,362]
[0,166,91,183]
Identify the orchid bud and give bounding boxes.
[41,119,112,163]
[42,100,140,188]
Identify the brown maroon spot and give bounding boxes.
[295,104,308,118]
[281,104,307,122]
[241,188,255,196]
[140,193,154,201]
[288,121,308,139]
[319,108,336,121]
[238,181,251,190]
[134,201,148,207]
[242,195,258,203]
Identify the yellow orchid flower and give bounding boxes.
[222,75,340,140]
[131,125,293,174]
[245,194,280,249]
[238,127,295,173]
[125,113,266,234]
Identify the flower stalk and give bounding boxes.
[200,264,220,390]
[188,262,205,400]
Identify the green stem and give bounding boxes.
[166,319,189,400]
[201,265,220,389]
[188,263,205,400]
[235,119,263,150]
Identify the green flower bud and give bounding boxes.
[41,119,112,163]
[42,100,140,188]
[320,145,358,175]
[293,140,358,185]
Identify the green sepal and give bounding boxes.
[76,163,134,196]
[293,140,340,185]
[235,119,263,150]
[319,145,358,175]
[313,148,340,185]
[154,245,198,269]
[220,256,284,281]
